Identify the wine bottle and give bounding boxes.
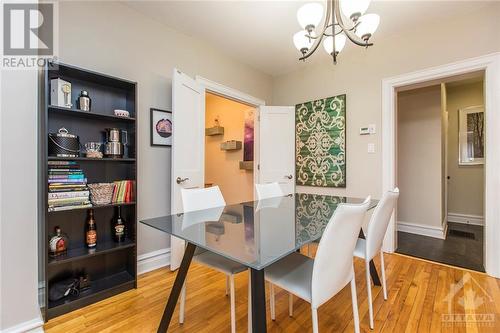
[86,209,97,248]
[113,207,126,243]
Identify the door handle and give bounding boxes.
[285,174,293,179]
[176,177,189,184]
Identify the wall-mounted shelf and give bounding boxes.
[205,126,224,136]
[49,105,135,122]
[239,161,253,170]
[220,140,242,151]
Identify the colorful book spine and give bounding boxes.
[48,197,90,205]
[48,203,92,212]
[49,174,85,180]
[48,178,87,184]
[48,190,90,199]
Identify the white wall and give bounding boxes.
[397,85,442,229]
[0,70,43,331]
[57,1,273,256]
[272,2,500,199]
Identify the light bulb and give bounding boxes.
[356,13,380,42]
[340,0,372,22]
[297,2,324,31]
[293,30,314,54]
[323,33,347,55]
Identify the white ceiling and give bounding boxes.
[125,0,491,77]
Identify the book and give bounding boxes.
[48,190,90,199]
[48,161,78,166]
[48,203,92,212]
[48,178,87,184]
[48,197,90,206]
[49,174,85,180]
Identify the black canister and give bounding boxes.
[48,128,80,157]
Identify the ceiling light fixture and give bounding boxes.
[293,0,380,64]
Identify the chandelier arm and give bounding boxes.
[333,0,373,47]
[299,0,332,61]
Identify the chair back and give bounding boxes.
[255,182,283,200]
[365,188,399,259]
[311,197,370,309]
[181,186,226,212]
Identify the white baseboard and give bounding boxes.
[1,315,44,333]
[397,221,447,239]
[448,212,484,226]
[137,248,171,275]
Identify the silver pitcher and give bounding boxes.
[104,128,128,158]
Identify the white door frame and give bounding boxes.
[381,53,500,278]
[195,76,266,189]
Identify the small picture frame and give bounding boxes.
[150,108,172,147]
[458,105,484,165]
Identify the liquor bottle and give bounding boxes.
[86,209,97,248]
[113,207,126,243]
[49,226,68,257]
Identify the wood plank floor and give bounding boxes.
[44,252,500,332]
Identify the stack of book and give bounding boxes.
[48,161,91,212]
[111,180,134,203]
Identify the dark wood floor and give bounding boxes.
[397,222,484,272]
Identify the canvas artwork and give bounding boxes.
[243,109,254,161]
[295,94,346,187]
[459,106,484,165]
[150,108,172,146]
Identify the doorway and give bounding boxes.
[395,74,485,272]
[204,92,256,204]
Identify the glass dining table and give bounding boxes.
[141,193,379,333]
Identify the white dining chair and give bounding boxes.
[265,197,371,333]
[179,186,247,333]
[255,182,283,200]
[353,188,399,329]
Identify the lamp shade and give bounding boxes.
[340,0,371,20]
[297,2,324,29]
[356,13,380,40]
[293,30,314,52]
[323,33,347,55]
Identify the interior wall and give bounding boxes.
[446,81,485,218]
[272,2,500,199]
[397,85,442,229]
[205,94,254,204]
[57,1,272,256]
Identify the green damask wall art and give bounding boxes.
[296,94,346,187]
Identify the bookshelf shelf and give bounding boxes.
[40,61,137,321]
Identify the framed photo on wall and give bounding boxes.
[458,105,484,165]
[150,108,172,147]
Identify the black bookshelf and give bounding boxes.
[39,62,138,321]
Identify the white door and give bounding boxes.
[258,106,295,195]
[170,68,205,270]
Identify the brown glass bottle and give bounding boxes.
[86,209,97,248]
[113,207,126,243]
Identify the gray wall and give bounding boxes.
[57,1,273,256]
[446,81,484,217]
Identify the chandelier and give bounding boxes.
[293,0,380,64]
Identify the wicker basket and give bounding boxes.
[88,183,115,205]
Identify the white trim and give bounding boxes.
[195,76,266,107]
[397,221,447,239]
[448,213,484,226]
[137,248,171,275]
[382,52,500,278]
[0,316,44,333]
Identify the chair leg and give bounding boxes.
[179,281,186,324]
[289,293,293,317]
[248,270,252,333]
[380,252,388,300]
[350,273,360,333]
[270,283,276,320]
[311,307,319,333]
[229,275,236,333]
[365,260,374,329]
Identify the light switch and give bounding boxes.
[368,124,376,134]
[368,143,375,153]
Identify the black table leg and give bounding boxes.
[250,268,267,333]
[358,230,382,286]
[157,242,196,333]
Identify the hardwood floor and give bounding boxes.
[44,252,500,332]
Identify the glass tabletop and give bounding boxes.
[140,193,377,270]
